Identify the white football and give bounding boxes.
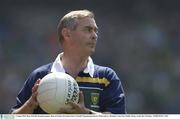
[37,72,79,113]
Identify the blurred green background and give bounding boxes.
[0,0,180,113]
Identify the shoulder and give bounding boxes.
[26,63,53,87]
[12,63,54,108]
[94,64,119,81]
[31,63,53,77]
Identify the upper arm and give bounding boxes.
[99,68,126,114]
[10,71,39,112]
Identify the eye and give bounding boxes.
[94,28,98,34]
[84,26,98,34]
[87,27,93,32]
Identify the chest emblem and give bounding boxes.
[91,92,99,105]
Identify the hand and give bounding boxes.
[26,79,41,110]
[12,79,41,114]
[58,91,90,114]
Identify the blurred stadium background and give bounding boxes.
[0,0,180,113]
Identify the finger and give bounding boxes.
[59,107,77,114]
[32,84,39,93]
[34,79,41,86]
[58,105,73,114]
[79,91,85,105]
[36,79,41,84]
[32,91,38,100]
[32,91,37,97]
[31,91,37,101]
[65,109,77,114]
[68,101,79,109]
[32,79,41,93]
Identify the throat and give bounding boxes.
[62,56,88,78]
[66,70,79,79]
[64,64,86,78]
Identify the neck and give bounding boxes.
[61,52,89,78]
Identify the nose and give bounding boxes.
[92,31,98,41]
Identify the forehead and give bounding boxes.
[76,17,97,28]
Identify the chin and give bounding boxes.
[84,47,96,56]
[89,49,96,55]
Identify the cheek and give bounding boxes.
[76,35,89,44]
[70,32,90,46]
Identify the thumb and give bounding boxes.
[79,91,85,105]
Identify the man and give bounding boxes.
[11,10,126,114]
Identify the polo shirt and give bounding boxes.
[11,53,126,114]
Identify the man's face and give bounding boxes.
[69,17,98,56]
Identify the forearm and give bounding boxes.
[11,100,36,114]
[88,109,112,114]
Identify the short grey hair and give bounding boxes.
[57,10,95,44]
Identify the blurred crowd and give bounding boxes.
[0,0,180,113]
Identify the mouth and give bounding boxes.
[88,43,96,48]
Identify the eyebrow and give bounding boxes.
[84,26,98,32]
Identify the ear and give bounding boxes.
[62,28,71,40]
